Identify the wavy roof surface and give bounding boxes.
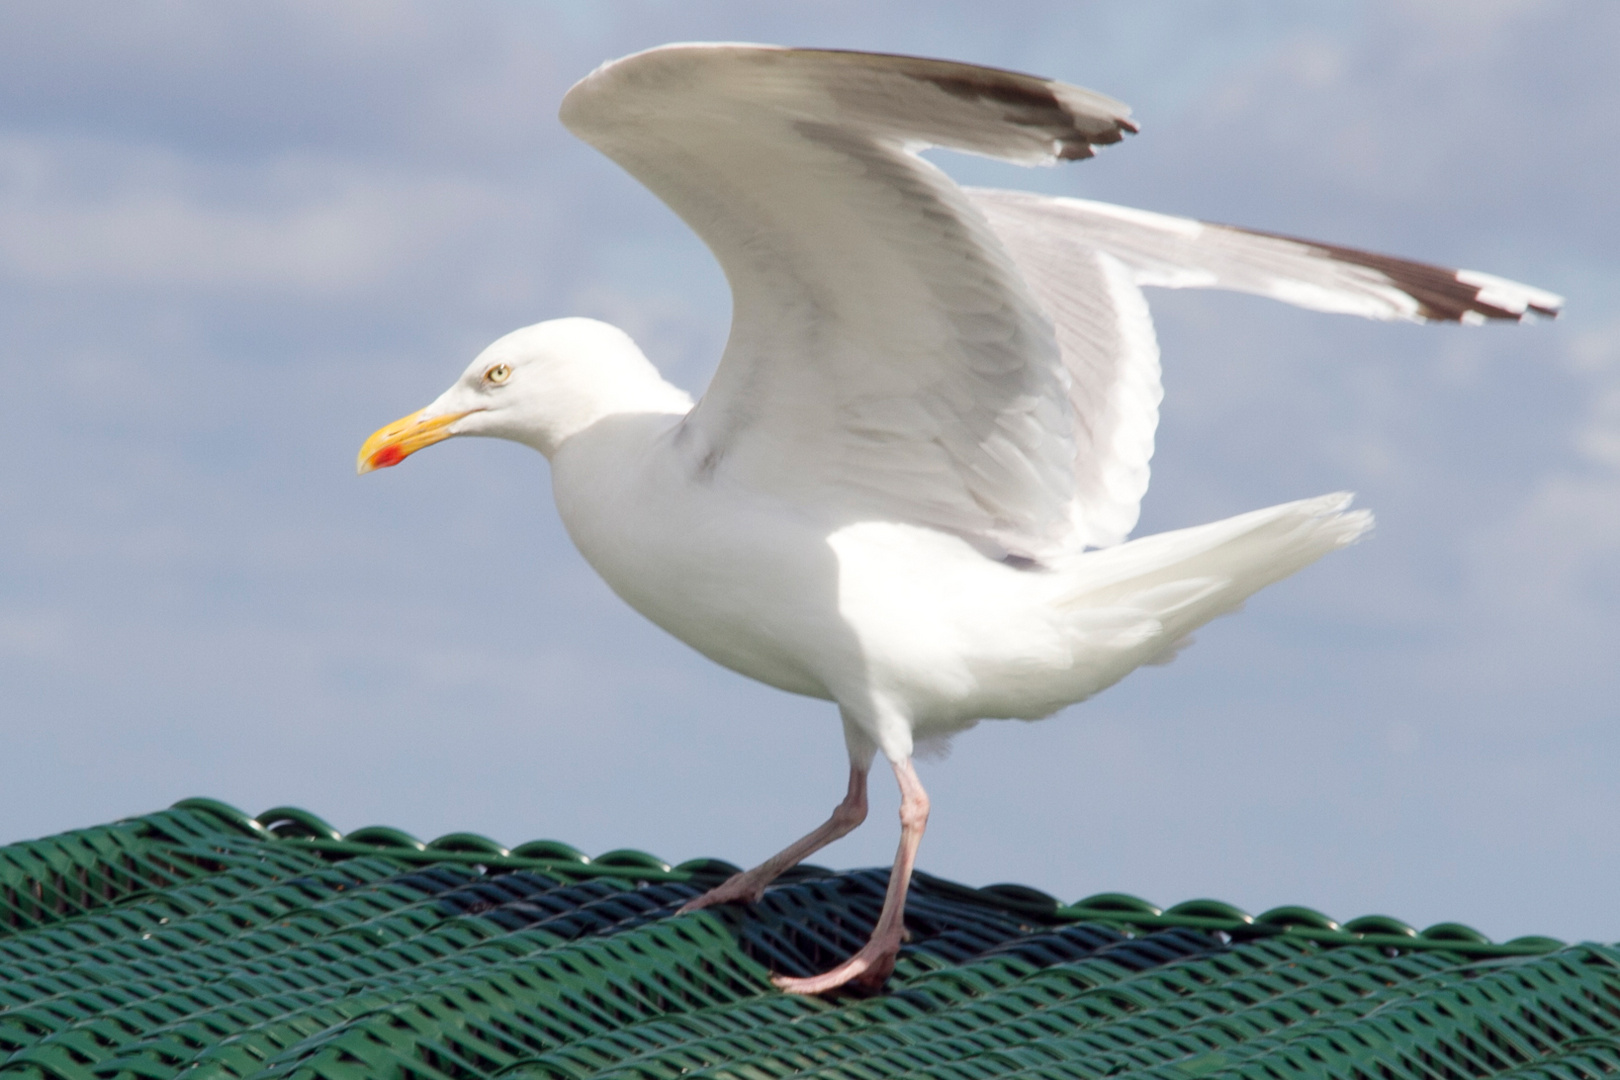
[0,798,1613,1080]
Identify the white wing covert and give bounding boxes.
[561,44,1140,562]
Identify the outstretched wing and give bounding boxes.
[962,189,1564,546]
[561,44,1139,562]
[969,189,1564,325]
[562,45,1563,561]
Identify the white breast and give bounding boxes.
[550,412,852,703]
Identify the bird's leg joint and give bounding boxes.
[898,786,929,831]
[831,781,869,831]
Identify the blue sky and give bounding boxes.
[3,1,1617,943]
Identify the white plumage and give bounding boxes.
[359,44,1561,994]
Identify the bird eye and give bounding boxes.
[484,363,512,385]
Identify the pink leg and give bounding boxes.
[773,757,929,995]
[678,763,869,914]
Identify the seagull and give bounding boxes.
[357,44,1562,994]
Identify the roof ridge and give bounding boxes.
[0,795,1565,960]
[0,796,1610,1080]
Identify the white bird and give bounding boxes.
[358,44,1562,994]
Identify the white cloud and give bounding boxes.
[1566,319,1620,469]
[1443,317,1620,693]
[1486,473,1620,610]
[0,134,510,294]
[0,608,74,662]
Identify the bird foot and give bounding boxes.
[771,933,901,995]
[676,871,767,914]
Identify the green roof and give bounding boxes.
[0,799,1613,1080]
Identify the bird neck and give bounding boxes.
[530,339,693,459]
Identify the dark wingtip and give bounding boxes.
[1238,227,1563,324]
[823,49,1136,163]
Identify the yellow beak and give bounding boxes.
[356,409,473,474]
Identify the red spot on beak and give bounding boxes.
[371,444,406,469]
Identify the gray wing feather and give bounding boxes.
[966,188,1563,547]
[563,44,1139,561]
[968,189,1564,324]
[562,45,1560,562]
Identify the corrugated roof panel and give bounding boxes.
[0,800,1610,1080]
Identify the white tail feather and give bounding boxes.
[1057,492,1372,672]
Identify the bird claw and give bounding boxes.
[771,938,900,995]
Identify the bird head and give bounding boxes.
[357,317,690,473]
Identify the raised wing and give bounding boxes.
[561,44,1139,562]
[562,45,1563,562]
[969,189,1564,325]
[962,189,1563,546]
